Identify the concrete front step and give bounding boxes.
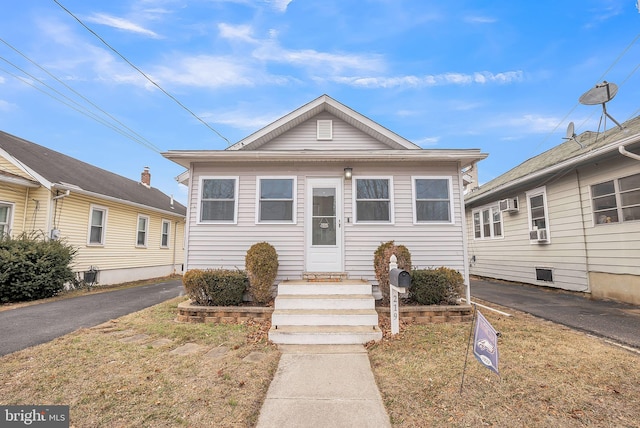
[268,325,383,345]
[278,280,371,296]
[274,294,375,310]
[271,309,379,326]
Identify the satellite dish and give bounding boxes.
[578,81,623,131]
[579,81,618,105]
[563,121,583,148]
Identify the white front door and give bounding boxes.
[305,178,343,272]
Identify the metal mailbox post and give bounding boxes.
[388,255,411,335]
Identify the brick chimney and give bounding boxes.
[141,166,151,187]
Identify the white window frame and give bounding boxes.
[255,176,297,224]
[0,201,15,237]
[590,172,640,226]
[136,214,150,248]
[471,204,503,239]
[197,176,239,224]
[526,186,551,243]
[353,176,394,224]
[161,219,171,248]
[412,176,454,225]
[87,204,107,246]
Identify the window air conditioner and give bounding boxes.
[529,228,548,242]
[499,197,519,213]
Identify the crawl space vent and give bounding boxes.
[535,268,553,283]
[317,120,333,140]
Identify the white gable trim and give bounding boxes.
[0,147,52,189]
[226,95,422,151]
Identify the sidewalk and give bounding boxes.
[256,345,391,428]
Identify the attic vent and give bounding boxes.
[317,120,333,140]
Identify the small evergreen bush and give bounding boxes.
[409,267,463,305]
[373,241,412,304]
[182,268,247,306]
[0,232,77,303]
[245,242,278,304]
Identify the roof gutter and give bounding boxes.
[51,183,185,218]
[619,145,640,161]
[466,134,640,206]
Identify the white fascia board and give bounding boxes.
[0,173,40,188]
[162,149,487,169]
[51,183,185,218]
[0,148,51,189]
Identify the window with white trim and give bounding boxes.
[136,214,149,247]
[161,219,171,248]
[472,205,502,239]
[413,177,453,223]
[88,205,107,245]
[354,177,392,223]
[526,187,550,239]
[0,202,13,237]
[258,177,296,222]
[592,172,640,224]
[199,177,238,223]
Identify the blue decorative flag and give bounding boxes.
[473,310,499,376]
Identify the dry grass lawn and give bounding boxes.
[369,306,640,427]
[0,296,279,427]
[2,290,639,427]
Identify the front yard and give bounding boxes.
[1,295,638,427]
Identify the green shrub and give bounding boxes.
[373,241,412,304]
[0,232,77,303]
[409,267,463,305]
[182,268,247,306]
[245,242,278,304]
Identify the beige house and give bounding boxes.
[465,117,640,305]
[0,131,186,285]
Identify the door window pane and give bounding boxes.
[312,188,336,245]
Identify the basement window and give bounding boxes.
[535,268,553,283]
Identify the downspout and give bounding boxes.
[575,169,591,293]
[458,162,472,304]
[22,187,30,233]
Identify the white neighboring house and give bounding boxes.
[164,95,487,299]
[465,116,640,305]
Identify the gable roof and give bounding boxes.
[226,94,422,151]
[0,131,186,216]
[164,95,488,170]
[465,115,640,207]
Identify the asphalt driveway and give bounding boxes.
[471,277,640,350]
[0,279,184,356]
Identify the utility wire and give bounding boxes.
[0,37,163,153]
[0,64,159,151]
[52,0,231,146]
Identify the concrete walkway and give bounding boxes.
[256,345,391,428]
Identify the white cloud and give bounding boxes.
[464,15,497,24]
[0,99,13,112]
[201,108,284,130]
[413,136,440,147]
[218,23,257,43]
[86,13,161,38]
[332,70,523,88]
[267,0,294,12]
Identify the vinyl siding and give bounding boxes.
[187,161,466,284]
[577,157,640,276]
[52,193,185,273]
[0,155,32,178]
[259,112,391,151]
[467,172,590,292]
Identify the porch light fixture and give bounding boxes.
[344,167,353,179]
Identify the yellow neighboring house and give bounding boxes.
[0,131,186,285]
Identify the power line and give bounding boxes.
[0,37,163,153]
[52,0,232,146]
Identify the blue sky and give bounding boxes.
[1,0,639,204]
